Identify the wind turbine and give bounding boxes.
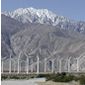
[76,56,82,72]
[68,57,71,73]
[1,59,4,74]
[17,51,22,74]
[37,55,39,74]
[1,57,7,73]
[44,58,47,73]
[52,58,56,73]
[13,57,18,73]
[59,58,63,73]
[9,54,12,74]
[24,52,36,73]
[76,53,85,72]
[13,59,16,73]
[24,53,30,74]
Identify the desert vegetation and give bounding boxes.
[37,72,85,85]
[1,73,85,85]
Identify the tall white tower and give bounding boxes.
[17,52,22,74]
[26,56,29,74]
[52,59,55,73]
[9,54,12,74]
[1,59,3,73]
[77,57,80,72]
[68,57,71,73]
[44,58,47,73]
[37,55,39,74]
[13,60,16,73]
[31,64,33,72]
[59,59,62,73]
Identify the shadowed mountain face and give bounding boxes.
[1,14,85,71]
[1,14,25,58]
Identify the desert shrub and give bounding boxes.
[52,73,78,82]
[1,75,8,80]
[36,74,47,78]
[10,75,20,79]
[36,74,50,79]
[62,75,74,82]
[79,75,85,85]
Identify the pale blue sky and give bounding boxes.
[1,0,85,21]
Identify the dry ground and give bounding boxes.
[37,81,79,85]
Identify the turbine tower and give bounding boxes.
[1,59,3,73]
[37,55,39,74]
[31,64,33,72]
[76,56,81,72]
[52,59,55,73]
[44,58,47,73]
[13,59,16,73]
[59,59,62,73]
[68,57,71,73]
[26,56,29,74]
[17,51,22,74]
[9,54,12,74]
[1,57,7,74]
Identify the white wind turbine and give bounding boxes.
[24,52,36,73]
[76,55,85,72]
[1,59,3,74]
[17,51,22,74]
[68,57,71,73]
[59,58,63,73]
[13,59,16,73]
[24,53,30,74]
[9,54,12,74]
[1,57,6,73]
[77,53,85,72]
[51,58,56,73]
[37,55,39,74]
[44,58,47,73]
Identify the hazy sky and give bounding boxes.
[1,0,85,21]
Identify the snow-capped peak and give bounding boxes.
[3,7,69,25]
[2,7,85,34]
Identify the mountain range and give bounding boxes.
[1,7,85,71]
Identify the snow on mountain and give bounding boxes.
[2,7,69,25]
[2,7,85,34]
